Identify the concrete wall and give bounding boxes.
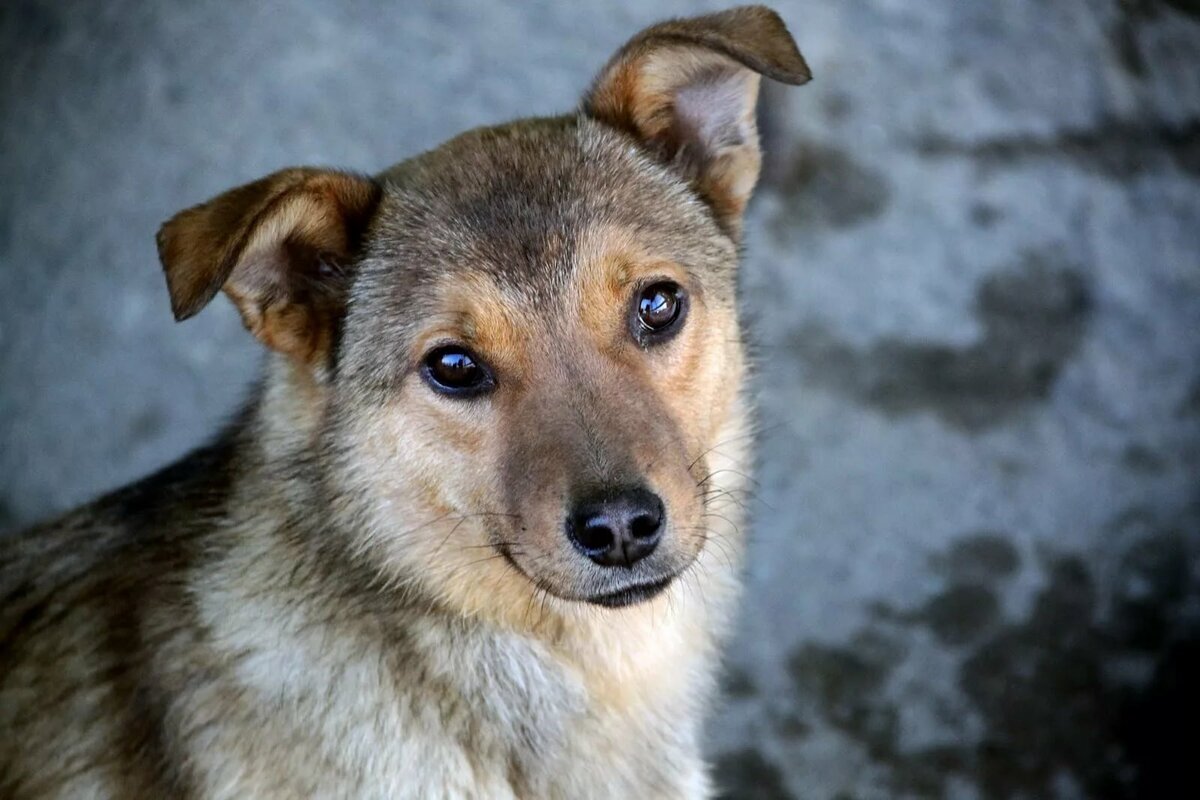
[3,1,1198,797]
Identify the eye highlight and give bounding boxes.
[421,345,495,397]
[632,281,687,344]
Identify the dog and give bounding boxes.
[0,7,809,798]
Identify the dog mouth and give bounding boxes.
[496,543,678,609]
[584,576,674,608]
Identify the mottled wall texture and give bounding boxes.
[2,1,1198,797]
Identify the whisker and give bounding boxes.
[701,510,741,536]
[696,487,749,512]
[684,553,714,619]
[461,551,523,569]
[696,467,762,490]
[459,541,521,551]
[687,420,785,472]
[696,483,759,501]
[431,512,521,555]
[677,524,737,572]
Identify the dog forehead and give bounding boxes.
[367,116,722,293]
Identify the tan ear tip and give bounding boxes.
[752,48,814,87]
[733,5,813,85]
[168,295,201,323]
[783,58,814,86]
[156,219,218,323]
[163,269,211,323]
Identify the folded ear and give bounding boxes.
[157,168,381,363]
[583,5,811,236]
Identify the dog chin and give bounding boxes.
[583,576,674,608]
[497,546,681,609]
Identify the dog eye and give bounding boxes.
[421,346,495,397]
[633,281,686,342]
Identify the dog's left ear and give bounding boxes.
[583,5,811,236]
[157,168,381,364]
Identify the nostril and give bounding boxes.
[629,507,662,541]
[576,518,616,553]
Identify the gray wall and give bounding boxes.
[3,1,1199,797]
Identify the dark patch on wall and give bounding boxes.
[1109,0,1200,78]
[1122,442,1167,473]
[721,665,758,700]
[787,251,1092,431]
[164,81,188,107]
[969,202,1002,229]
[1110,14,1149,76]
[961,529,1197,799]
[1119,637,1200,798]
[915,583,1000,646]
[1124,0,1200,21]
[1179,377,1200,416]
[781,517,1200,798]
[1165,0,1200,18]
[0,499,13,533]
[1110,0,1156,77]
[820,92,854,123]
[771,711,810,740]
[714,748,794,800]
[876,534,1016,647]
[788,631,905,760]
[787,628,963,797]
[956,556,1125,798]
[1109,508,1200,798]
[127,407,168,443]
[0,197,13,256]
[932,532,1021,582]
[0,0,65,53]
[914,118,1200,180]
[1107,519,1191,651]
[763,140,891,232]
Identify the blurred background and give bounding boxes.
[2,1,1198,797]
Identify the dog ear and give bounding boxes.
[583,5,810,236]
[157,168,381,363]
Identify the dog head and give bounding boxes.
[157,6,809,619]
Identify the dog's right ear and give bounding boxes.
[157,168,381,364]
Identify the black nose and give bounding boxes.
[567,486,665,567]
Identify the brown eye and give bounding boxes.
[634,281,686,342]
[421,346,495,397]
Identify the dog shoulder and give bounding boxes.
[0,430,247,798]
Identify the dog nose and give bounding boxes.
[567,486,665,567]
